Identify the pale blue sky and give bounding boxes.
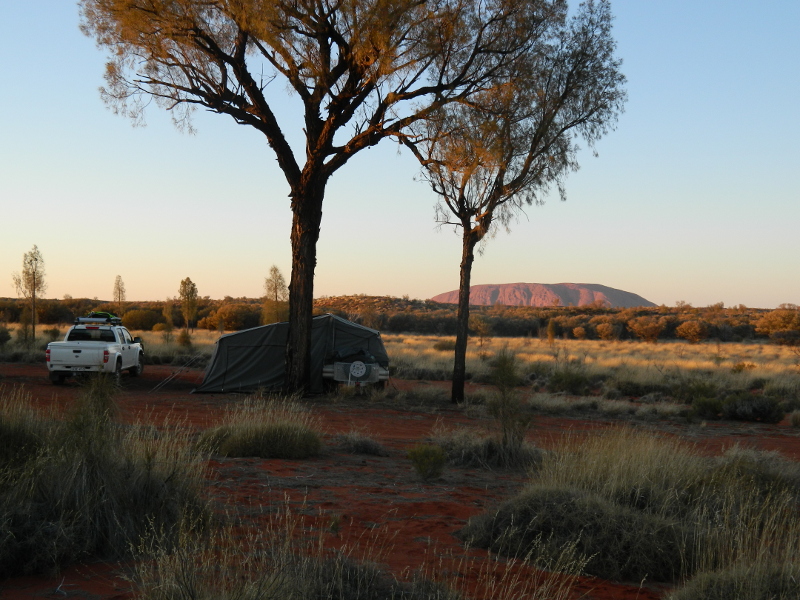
[1,1,798,308]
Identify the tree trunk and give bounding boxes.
[32,272,36,345]
[285,184,324,393]
[452,230,478,404]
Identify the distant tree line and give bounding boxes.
[2,294,799,346]
[315,296,800,345]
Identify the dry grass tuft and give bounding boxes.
[198,396,322,459]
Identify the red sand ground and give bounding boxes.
[1,362,799,599]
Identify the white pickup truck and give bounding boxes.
[46,314,145,385]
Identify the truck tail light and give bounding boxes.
[46,348,51,362]
[103,350,109,364]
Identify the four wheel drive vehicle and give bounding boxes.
[46,314,145,385]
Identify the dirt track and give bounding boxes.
[2,362,799,599]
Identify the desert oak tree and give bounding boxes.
[404,0,625,402]
[12,245,47,343]
[113,275,126,316]
[263,265,289,324]
[80,0,557,391]
[179,277,199,331]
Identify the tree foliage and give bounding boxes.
[80,0,566,391]
[403,0,626,401]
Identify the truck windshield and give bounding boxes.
[67,329,117,342]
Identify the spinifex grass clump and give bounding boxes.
[337,429,389,457]
[199,396,322,459]
[462,428,800,588]
[0,377,207,577]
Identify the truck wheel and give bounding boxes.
[50,373,65,386]
[130,353,144,377]
[114,359,122,385]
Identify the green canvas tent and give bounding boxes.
[193,313,389,393]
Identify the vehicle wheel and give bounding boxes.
[130,353,144,377]
[50,374,65,386]
[113,359,122,385]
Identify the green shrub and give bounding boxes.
[692,396,724,420]
[43,327,61,342]
[0,326,11,348]
[407,444,445,481]
[432,339,457,351]
[670,376,719,404]
[790,410,800,428]
[547,368,593,395]
[721,393,784,424]
[177,328,192,348]
[198,398,322,459]
[614,379,670,398]
[490,347,523,390]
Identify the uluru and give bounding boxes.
[430,283,656,308]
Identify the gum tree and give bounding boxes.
[80,0,556,392]
[404,0,626,402]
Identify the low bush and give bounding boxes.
[692,396,724,420]
[547,368,593,395]
[198,397,322,459]
[407,444,445,481]
[0,326,11,348]
[670,376,719,404]
[613,379,670,399]
[432,339,457,352]
[720,392,784,423]
[177,329,192,348]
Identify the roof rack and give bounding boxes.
[75,311,122,326]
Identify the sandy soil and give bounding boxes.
[1,362,799,600]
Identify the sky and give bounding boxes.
[1,1,798,308]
